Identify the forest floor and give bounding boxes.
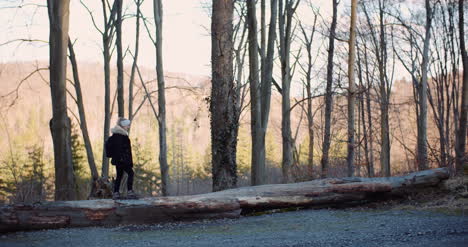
[1,176,467,247]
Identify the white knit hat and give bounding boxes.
[119,118,131,127]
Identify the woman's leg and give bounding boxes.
[124,166,134,191]
[114,165,124,193]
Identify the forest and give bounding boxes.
[0,0,466,204]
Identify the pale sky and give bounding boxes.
[0,0,332,77]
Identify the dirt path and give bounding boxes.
[1,208,466,247]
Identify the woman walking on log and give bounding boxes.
[106,117,138,199]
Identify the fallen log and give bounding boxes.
[0,167,449,233]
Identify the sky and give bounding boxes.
[0,0,332,77]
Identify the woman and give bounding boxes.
[106,117,137,199]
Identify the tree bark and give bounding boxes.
[357,41,371,177]
[260,0,266,70]
[360,40,375,177]
[67,38,99,188]
[247,0,263,186]
[154,0,170,196]
[100,0,118,179]
[128,0,142,120]
[417,0,433,171]
[456,0,468,175]
[258,0,278,185]
[346,0,357,177]
[116,0,124,118]
[361,1,390,177]
[321,0,338,178]
[46,0,77,201]
[211,0,238,191]
[375,1,391,177]
[278,0,299,183]
[299,13,317,179]
[0,168,449,233]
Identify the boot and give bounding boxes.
[127,190,139,199]
[112,192,121,200]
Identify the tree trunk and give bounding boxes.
[456,0,468,175]
[260,0,266,70]
[211,0,238,191]
[256,0,278,185]
[67,38,99,191]
[357,41,371,177]
[377,1,390,177]
[417,0,433,171]
[346,0,357,177]
[300,15,316,178]
[247,0,264,186]
[100,0,118,179]
[278,0,298,183]
[154,0,170,196]
[46,0,77,201]
[321,0,338,178]
[363,36,375,177]
[116,0,124,118]
[0,168,449,233]
[128,0,142,120]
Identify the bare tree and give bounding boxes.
[247,0,262,185]
[278,0,300,183]
[80,0,118,179]
[46,0,77,200]
[245,0,277,186]
[356,36,375,177]
[346,0,358,177]
[211,0,238,191]
[116,0,124,117]
[415,0,434,171]
[299,9,317,179]
[427,1,459,168]
[390,0,437,172]
[232,3,249,141]
[68,38,99,195]
[153,0,170,196]
[320,0,338,178]
[456,0,467,175]
[363,0,393,177]
[128,0,142,120]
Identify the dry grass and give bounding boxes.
[348,176,468,215]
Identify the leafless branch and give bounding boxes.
[0,39,47,46]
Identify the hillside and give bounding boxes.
[0,61,450,200]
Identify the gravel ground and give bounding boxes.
[1,208,467,247]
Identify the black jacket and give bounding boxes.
[106,133,133,167]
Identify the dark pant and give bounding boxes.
[114,165,134,193]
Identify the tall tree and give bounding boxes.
[427,1,460,168]
[46,0,77,201]
[320,0,338,178]
[97,0,118,179]
[68,38,99,194]
[247,0,262,185]
[456,0,468,175]
[377,0,391,177]
[116,0,124,117]
[416,0,434,171]
[278,0,300,183]
[346,0,358,177]
[356,37,375,177]
[153,0,170,196]
[128,0,142,120]
[247,0,277,186]
[299,10,317,179]
[363,0,392,177]
[211,0,238,191]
